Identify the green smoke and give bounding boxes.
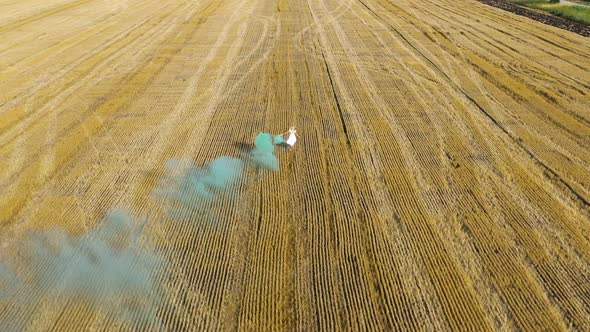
[0,132,287,329]
[156,133,281,219]
[157,157,245,202]
[273,134,285,145]
[154,157,245,219]
[250,132,279,171]
[0,209,163,328]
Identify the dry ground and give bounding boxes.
[1,0,590,330]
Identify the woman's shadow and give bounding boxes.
[233,142,254,154]
[233,141,290,154]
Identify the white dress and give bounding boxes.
[286,131,297,147]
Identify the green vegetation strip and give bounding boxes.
[511,0,590,25]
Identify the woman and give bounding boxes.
[277,126,300,149]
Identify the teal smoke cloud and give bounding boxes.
[0,132,287,329]
[250,132,279,171]
[273,134,285,145]
[155,133,281,219]
[0,210,162,328]
[156,156,245,203]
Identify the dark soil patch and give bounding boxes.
[479,0,590,36]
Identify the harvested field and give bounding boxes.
[1,0,590,330]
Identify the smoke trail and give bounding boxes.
[250,132,279,171]
[273,134,285,145]
[154,157,245,219]
[0,264,18,300]
[155,132,282,219]
[156,157,245,203]
[0,209,162,328]
[27,210,160,300]
[0,132,286,328]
